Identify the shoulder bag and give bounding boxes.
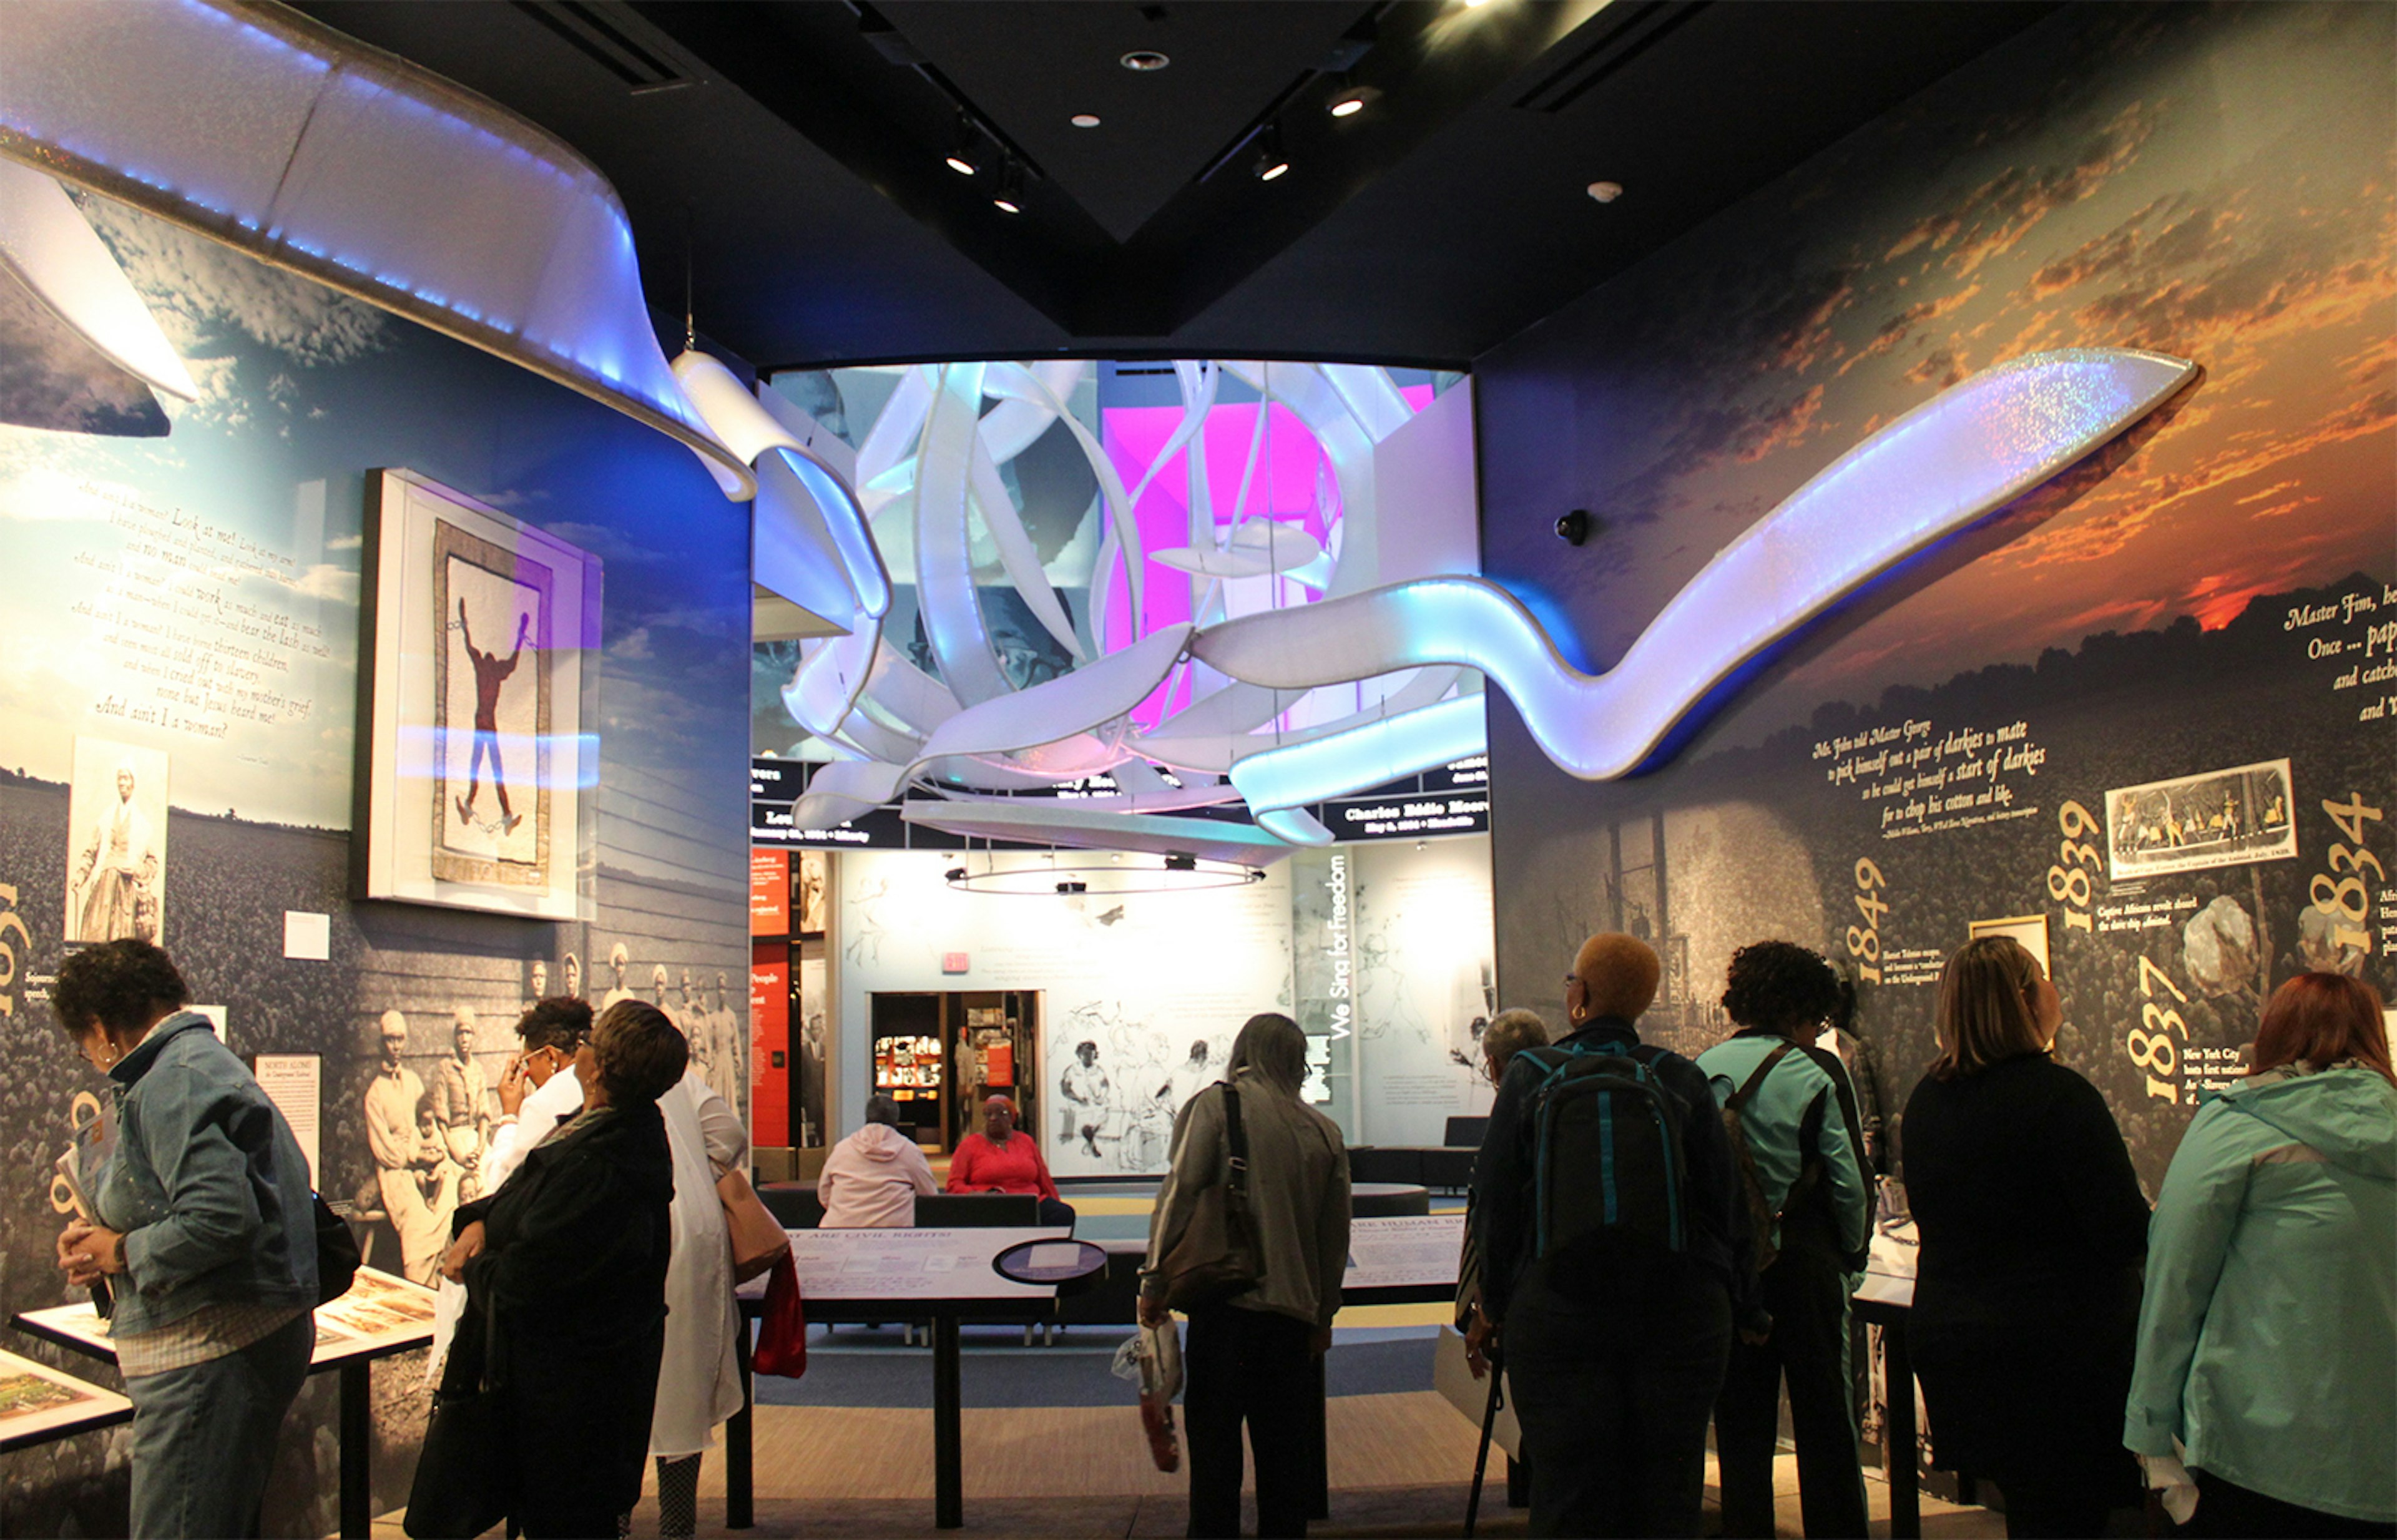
[1155,1082,1265,1311]
[717,1167,793,1285]
[403,1288,511,1539]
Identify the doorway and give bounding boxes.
[868,989,1041,1154]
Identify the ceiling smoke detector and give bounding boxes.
[1119,49,1170,72]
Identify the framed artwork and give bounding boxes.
[1968,913,2052,979]
[356,469,599,920]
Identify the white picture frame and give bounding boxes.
[356,469,599,920]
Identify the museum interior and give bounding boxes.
[1,2,2391,1538]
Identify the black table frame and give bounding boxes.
[11,1310,426,1539]
[735,1292,1059,1531]
[1851,1295,1921,1540]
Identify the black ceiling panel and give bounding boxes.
[288,0,2057,368]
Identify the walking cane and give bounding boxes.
[1465,1344,1503,1539]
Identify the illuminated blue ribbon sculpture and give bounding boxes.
[1197,348,2197,842]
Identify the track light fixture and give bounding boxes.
[992,158,1024,214]
[1253,123,1290,182]
[1328,82,1380,118]
[944,114,980,177]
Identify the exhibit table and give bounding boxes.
[735,1226,1079,1531]
[0,1346,132,1453]
[11,1266,437,1538]
[1850,1269,1922,1540]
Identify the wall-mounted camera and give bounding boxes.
[1555,508,1592,546]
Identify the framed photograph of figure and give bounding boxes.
[63,736,168,944]
[356,469,599,920]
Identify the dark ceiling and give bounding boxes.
[292,0,2055,370]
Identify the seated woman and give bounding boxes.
[947,1094,1074,1227]
[821,1094,939,1227]
[437,1001,684,1539]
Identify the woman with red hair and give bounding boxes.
[2125,971,2396,1537]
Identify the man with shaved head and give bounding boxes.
[1472,933,1750,1538]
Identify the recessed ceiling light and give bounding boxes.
[944,114,980,176]
[1120,49,1170,71]
[1587,180,1624,203]
[993,159,1024,213]
[945,155,977,176]
[1328,84,1380,118]
[1071,113,1102,128]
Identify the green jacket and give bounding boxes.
[2125,1062,2397,1522]
[1695,1031,1873,1267]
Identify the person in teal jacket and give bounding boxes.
[2125,971,2397,1538]
[1697,941,1873,1539]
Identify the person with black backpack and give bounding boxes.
[1697,942,1874,1539]
[1473,933,1750,1538]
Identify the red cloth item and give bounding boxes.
[946,1131,1060,1200]
[753,1252,806,1378]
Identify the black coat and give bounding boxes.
[450,1099,675,1538]
[1899,1054,2149,1481]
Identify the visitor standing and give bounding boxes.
[52,938,318,1539]
[1142,1012,1351,1539]
[1901,936,2149,1538]
[1473,933,1745,1538]
[1696,941,1872,1539]
[2125,972,2396,1538]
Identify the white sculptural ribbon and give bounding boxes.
[1199,348,2197,827]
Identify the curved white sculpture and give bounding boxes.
[0,159,198,403]
[0,0,752,498]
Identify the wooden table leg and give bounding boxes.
[933,1314,964,1529]
[339,1360,371,1540]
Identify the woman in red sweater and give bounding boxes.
[948,1095,1074,1227]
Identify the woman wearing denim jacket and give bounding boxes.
[54,938,318,1539]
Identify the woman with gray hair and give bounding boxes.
[820,1094,939,1228]
[1459,1008,1552,1375]
[1140,1013,1352,1538]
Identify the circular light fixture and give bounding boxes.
[945,154,978,176]
[1120,49,1170,71]
[993,158,1024,214]
[1587,180,1624,204]
[1071,113,1102,128]
[945,860,1267,896]
[944,113,982,176]
[1253,123,1290,182]
[1328,84,1380,118]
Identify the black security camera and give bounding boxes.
[1555,509,1592,546]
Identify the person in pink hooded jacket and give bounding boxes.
[818,1094,938,1228]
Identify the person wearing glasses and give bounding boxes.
[50,939,318,1539]
[426,996,592,1385]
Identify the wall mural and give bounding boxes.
[0,187,750,1534]
[1478,1,2395,1202]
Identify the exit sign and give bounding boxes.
[941,953,969,974]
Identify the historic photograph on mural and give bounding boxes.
[62,737,166,946]
[796,850,828,936]
[358,469,598,920]
[2105,758,2297,882]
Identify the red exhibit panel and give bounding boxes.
[750,847,790,936]
[750,949,790,1140]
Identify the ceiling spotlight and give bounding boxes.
[1120,49,1170,71]
[993,158,1024,214]
[1056,880,1087,895]
[1071,113,1102,128]
[1328,83,1380,118]
[1253,124,1290,182]
[1164,852,1197,871]
[944,115,980,176]
[1587,180,1624,204]
[944,867,968,883]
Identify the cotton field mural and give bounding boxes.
[1478,0,2396,1198]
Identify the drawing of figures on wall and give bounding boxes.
[1057,1037,1110,1155]
[64,737,166,944]
[1046,1008,1230,1174]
